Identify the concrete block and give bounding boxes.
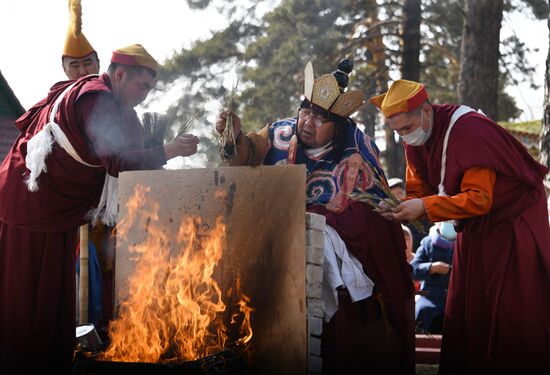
[306,280,322,299]
[309,336,321,356]
[306,213,326,231]
[306,245,324,266]
[308,315,323,337]
[307,298,324,318]
[306,264,323,284]
[306,229,324,249]
[308,355,323,374]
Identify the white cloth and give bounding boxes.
[322,225,374,322]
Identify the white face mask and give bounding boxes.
[439,221,457,241]
[401,110,432,146]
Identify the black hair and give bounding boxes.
[333,59,353,93]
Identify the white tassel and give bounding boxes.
[87,174,118,226]
[25,122,55,192]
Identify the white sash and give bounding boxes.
[438,105,485,226]
[438,105,476,196]
[24,76,118,226]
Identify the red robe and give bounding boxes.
[406,104,550,373]
[310,202,415,374]
[0,74,166,373]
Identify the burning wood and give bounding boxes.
[100,184,253,364]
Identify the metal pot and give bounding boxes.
[76,323,103,353]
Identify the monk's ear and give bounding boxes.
[422,102,432,116]
[114,66,125,82]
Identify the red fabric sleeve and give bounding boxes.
[75,93,167,176]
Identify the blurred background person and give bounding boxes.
[388,177,406,200]
[410,221,455,334]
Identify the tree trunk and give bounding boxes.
[540,0,550,172]
[362,2,401,178]
[458,0,503,120]
[401,0,422,81]
[358,0,382,139]
[382,0,422,181]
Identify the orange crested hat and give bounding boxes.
[111,44,159,74]
[63,0,95,58]
[369,79,429,118]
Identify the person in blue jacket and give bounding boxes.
[411,221,455,333]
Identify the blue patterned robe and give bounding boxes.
[262,118,389,209]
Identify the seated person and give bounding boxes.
[411,222,455,334]
[215,59,415,373]
[402,224,414,263]
[388,177,406,200]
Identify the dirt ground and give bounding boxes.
[416,363,439,374]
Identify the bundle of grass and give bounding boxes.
[349,166,426,234]
[142,112,170,148]
[219,79,240,160]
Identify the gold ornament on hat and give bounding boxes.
[331,91,365,117]
[311,74,341,111]
[303,60,365,118]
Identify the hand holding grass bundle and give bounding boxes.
[219,79,240,160]
[142,112,169,148]
[350,189,427,234]
[347,159,426,234]
[176,110,200,137]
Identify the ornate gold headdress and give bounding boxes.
[303,59,365,118]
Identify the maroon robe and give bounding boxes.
[407,104,550,373]
[309,202,415,374]
[0,74,166,373]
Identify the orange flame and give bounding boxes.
[101,184,253,363]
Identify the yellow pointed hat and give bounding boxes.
[63,30,95,58]
[111,44,159,74]
[63,0,95,58]
[369,79,428,118]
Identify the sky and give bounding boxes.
[0,1,548,121]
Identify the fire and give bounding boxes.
[101,184,253,363]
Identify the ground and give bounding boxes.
[416,363,439,374]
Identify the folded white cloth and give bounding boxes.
[322,225,374,322]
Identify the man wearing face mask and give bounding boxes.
[410,222,455,334]
[370,79,550,374]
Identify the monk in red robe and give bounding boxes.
[371,79,550,374]
[0,44,199,374]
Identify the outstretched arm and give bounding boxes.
[215,109,269,166]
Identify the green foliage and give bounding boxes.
[505,0,549,19]
[239,0,349,129]
[153,0,545,166]
[499,119,542,134]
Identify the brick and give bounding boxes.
[306,213,326,231]
[306,264,323,284]
[308,355,322,373]
[308,315,323,337]
[306,280,322,299]
[309,336,321,356]
[306,229,324,248]
[307,298,324,318]
[306,245,324,266]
